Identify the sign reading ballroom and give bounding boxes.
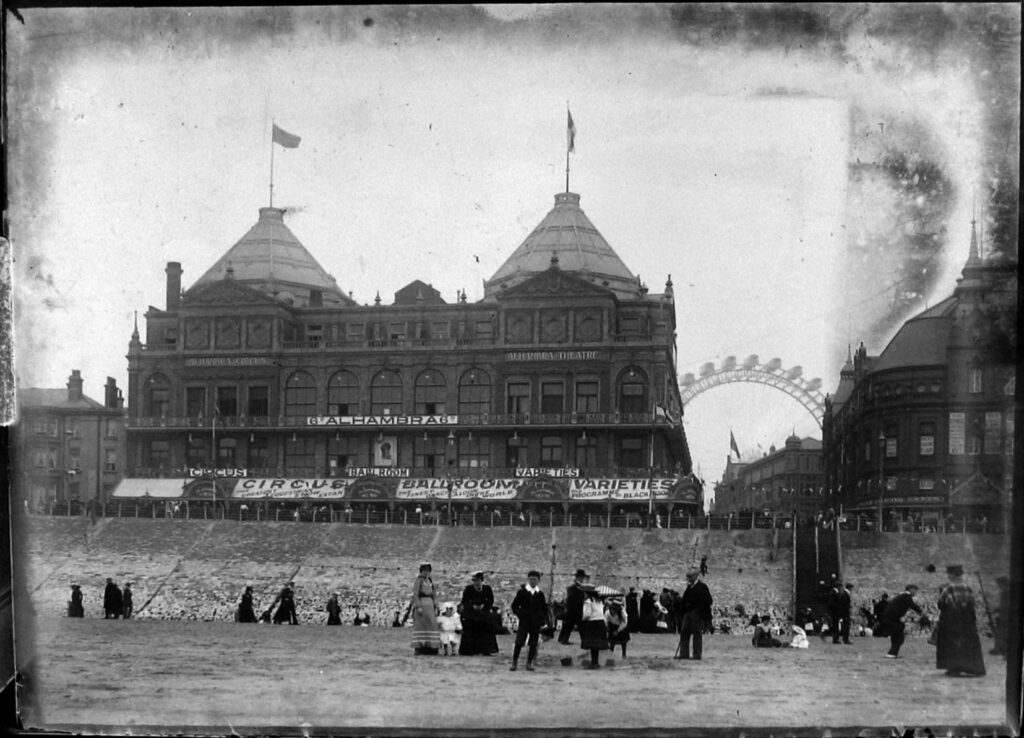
[344,467,410,478]
[307,415,459,427]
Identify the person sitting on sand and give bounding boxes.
[752,615,784,647]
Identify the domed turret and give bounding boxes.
[484,192,638,299]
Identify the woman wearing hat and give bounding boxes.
[409,563,441,655]
[67,584,84,618]
[459,571,498,655]
[935,564,986,677]
[579,584,609,668]
[236,585,257,623]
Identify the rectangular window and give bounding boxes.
[506,381,530,414]
[457,436,490,468]
[247,436,269,470]
[414,436,446,470]
[306,324,323,342]
[346,323,365,341]
[68,447,81,469]
[217,438,237,466]
[984,412,1001,454]
[67,419,80,437]
[104,449,117,472]
[106,419,119,438]
[540,381,564,414]
[148,440,170,469]
[575,381,599,413]
[968,434,982,455]
[389,321,407,340]
[431,321,450,340]
[575,437,598,468]
[284,437,316,474]
[474,320,492,337]
[165,327,178,347]
[506,437,527,468]
[885,437,897,459]
[186,387,207,418]
[216,386,238,417]
[187,436,208,467]
[150,388,170,418]
[968,368,983,394]
[540,436,563,465]
[619,437,644,468]
[33,419,46,435]
[919,422,935,457]
[248,386,269,417]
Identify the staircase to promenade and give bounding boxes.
[793,524,841,631]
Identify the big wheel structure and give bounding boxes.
[679,355,826,429]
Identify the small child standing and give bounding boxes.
[605,595,630,657]
[437,602,462,656]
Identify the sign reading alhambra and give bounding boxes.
[506,350,599,361]
[307,415,459,426]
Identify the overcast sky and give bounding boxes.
[7,5,1016,499]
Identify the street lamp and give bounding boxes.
[877,431,885,530]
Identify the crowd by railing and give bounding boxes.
[38,499,1006,535]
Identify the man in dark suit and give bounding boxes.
[558,568,587,645]
[510,570,548,671]
[674,567,713,660]
[625,587,640,633]
[881,584,922,658]
[831,583,853,644]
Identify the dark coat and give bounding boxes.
[882,591,922,625]
[511,585,548,631]
[237,592,257,623]
[564,581,584,620]
[676,579,713,623]
[325,597,341,625]
[103,582,122,616]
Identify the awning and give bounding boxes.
[111,478,185,499]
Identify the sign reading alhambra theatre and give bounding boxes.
[307,415,459,426]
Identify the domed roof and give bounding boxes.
[188,207,354,306]
[484,192,638,299]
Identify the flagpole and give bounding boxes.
[269,123,275,208]
[565,101,571,193]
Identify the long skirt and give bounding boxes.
[411,597,440,654]
[459,615,499,655]
[579,619,609,651]
[936,606,986,675]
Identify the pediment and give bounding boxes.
[497,268,616,301]
[182,279,281,307]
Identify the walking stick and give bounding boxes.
[975,571,996,635]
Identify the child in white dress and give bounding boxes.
[437,601,462,655]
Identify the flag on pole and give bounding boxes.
[272,124,301,149]
[729,430,741,459]
[567,110,576,153]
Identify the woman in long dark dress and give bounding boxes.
[936,565,986,677]
[409,563,440,655]
[459,571,498,655]
[67,584,84,618]
[237,586,257,623]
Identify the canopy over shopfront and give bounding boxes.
[111,478,184,499]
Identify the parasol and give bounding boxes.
[595,585,622,597]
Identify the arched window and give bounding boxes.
[458,369,491,416]
[415,369,447,415]
[328,371,360,415]
[284,371,317,416]
[371,370,403,416]
[145,374,171,418]
[617,367,647,414]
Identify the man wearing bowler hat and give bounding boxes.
[675,567,713,660]
[558,568,588,645]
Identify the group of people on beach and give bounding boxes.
[66,577,132,619]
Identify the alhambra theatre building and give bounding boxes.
[120,189,699,522]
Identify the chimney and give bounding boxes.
[67,370,84,402]
[105,377,118,408]
[166,262,183,310]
